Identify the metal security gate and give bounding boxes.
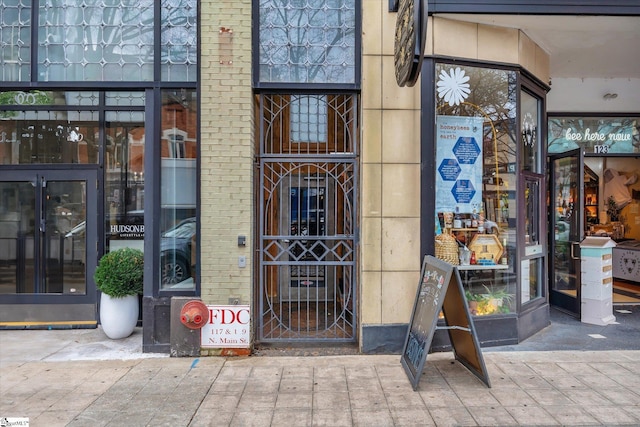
[257,94,358,342]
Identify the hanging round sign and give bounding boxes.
[394,0,428,87]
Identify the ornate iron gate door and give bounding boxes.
[257,94,358,342]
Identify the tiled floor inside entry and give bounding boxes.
[613,279,640,304]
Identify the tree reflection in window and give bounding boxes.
[258,0,356,84]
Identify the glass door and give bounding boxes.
[0,170,97,299]
[278,174,333,301]
[549,149,584,315]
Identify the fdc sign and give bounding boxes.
[201,305,250,348]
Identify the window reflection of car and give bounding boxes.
[161,217,196,285]
[65,216,196,285]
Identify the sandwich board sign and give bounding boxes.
[400,255,491,390]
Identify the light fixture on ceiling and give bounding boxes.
[603,93,618,100]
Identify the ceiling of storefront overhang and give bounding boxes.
[438,15,640,79]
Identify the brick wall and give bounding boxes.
[199,0,254,306]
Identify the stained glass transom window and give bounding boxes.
[0,0,31,82]
[161,0,197,82]
[259,0,356,84]
[106,91,145,107]
[38,0,155,82]
[0,91,99,107]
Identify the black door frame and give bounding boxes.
[0,167,98,307]
[548,148,584,316]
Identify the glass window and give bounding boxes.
[521,90,541,173]
[0,1,31,81]
[0,108,99,165]
[104,110,146,254]
[258,0,357,84]
[434,63,517,316]
[523,174,547,305]
[105,91,146,107]
[260,94,356,155]
[0,90,100,107]
[3,1,197,83]
[291,95,327,143]
[161,0,197,82]
[37,1,155,82]
[160,89,197,290]
[524,178,541,246]
[522,257,544,304]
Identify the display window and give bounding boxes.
[434,63,518,316]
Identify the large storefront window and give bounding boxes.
[434,64,517,316]
[159,89,197,289]
[0,1,198,335]
[0,92,101,297]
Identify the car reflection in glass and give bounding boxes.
[65,216,196,286]
[161,217,196,285]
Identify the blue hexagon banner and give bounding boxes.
[435,115,484,214]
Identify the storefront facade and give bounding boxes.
[360,2,638,351]
[1,1,638,354]
[548,116,640,317]
[0,2,199,351]
[360,12,552,351]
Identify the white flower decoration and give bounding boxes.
[436,67,471,106]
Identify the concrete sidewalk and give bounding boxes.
[2,327,640,426]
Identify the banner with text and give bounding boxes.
[436,115,484,213]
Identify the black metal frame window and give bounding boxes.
[0,0,199,304]
[0,1,197,84]
[254,0,361,89]
[432,61,519,316]
[518,83,546,308]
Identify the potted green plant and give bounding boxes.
[94,247,144,339]
[465,290,483,315]
[481,284,513,314]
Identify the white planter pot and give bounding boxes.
[100,293,139,339]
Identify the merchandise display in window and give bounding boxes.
[434,63,519,316]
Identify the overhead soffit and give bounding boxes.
[436,14,640,79]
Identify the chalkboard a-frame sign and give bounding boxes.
[400,255,491,390]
